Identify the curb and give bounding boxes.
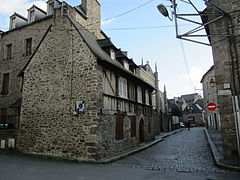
[0,129,184,164]
[204,128,240,172]
[96,128,184,164]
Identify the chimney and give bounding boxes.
[122,51,128,57]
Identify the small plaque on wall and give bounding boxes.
[76,101,85,112]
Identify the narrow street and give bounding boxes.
[111,127,238,174]
[1,128,240,180]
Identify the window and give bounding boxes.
[48,2,54,15]
[29,10,35,23]
[6,44,12,60]
[11,17,16,29]
[1,73,10,95]
[137,86,142,103]
[110,49,116,60]
[118,77,127,98]
[25,38,32,56]
[123,60,129,70]
[145,90,149,105]
[130,116,136,137]
[115,115,124,140]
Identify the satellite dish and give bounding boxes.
[157,4,169,17]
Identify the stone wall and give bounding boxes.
[17,15,100,160]
[96,65,155,159]
[0,17,53,109]
[206,0,240,159]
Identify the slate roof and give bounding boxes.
[69,17,155,90]
[182,103,204,114]
[19,15,155,91]
[10,12,28,21]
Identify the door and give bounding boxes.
[0,108,7,127]
[139,118,145,143]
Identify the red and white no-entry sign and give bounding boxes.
[207,102,217,111]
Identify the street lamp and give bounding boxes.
[157,4,172,21]
[156,0,231,46]
[209,78,216,88]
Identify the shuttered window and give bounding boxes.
[115,115,124,140]
[130,116,136,137]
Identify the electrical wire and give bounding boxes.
[101,0,155,23]
[85,0,155,28]
[179,39,195,91]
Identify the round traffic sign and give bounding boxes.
[207,102,217,111]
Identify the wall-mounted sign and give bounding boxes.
[218,90,231,96]
[75,101,85,112]
[207,102,217,111]
[223,83,231,89]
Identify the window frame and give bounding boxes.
[1,73,10,95]
[6,44,12,60]
[137,86,142,103]
[110,49,116,60]
[48,2,55,15]
[25,38,32,56]
[29,10,35,23]
[118,77,128,99]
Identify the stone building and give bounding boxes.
[136,62,168,133]
[0,0,157,160]
[201,65,221,130]
[203,0,240,159]
[182,103,205,127]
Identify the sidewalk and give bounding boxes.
[204,128,240,172]
[98,128,184,164]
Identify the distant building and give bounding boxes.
[181,93,202,105]
[201,65,221,130]
[136,61,169,133]
[182,103,205,127]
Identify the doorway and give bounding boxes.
[139,118,145,143]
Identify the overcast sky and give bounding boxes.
[0,0,214,98]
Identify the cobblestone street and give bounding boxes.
[111,127,239,175]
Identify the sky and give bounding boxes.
[0,0,214,99]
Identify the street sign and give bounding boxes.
[207,102,217,111]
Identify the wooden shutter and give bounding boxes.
[115,115,124,140]
[130,116,136,137]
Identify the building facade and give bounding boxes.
[204,0,240,159]
[0,0,158,160]
[136,62,169,133]
[201,65,221,130]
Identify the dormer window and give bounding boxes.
[123,60,129,70]
[29,10,35,23]
[48,2,54,15]
[110,49,115,60]
[9,13,28,30]
[10,17,16,29]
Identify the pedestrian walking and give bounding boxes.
[187,122,191,131]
